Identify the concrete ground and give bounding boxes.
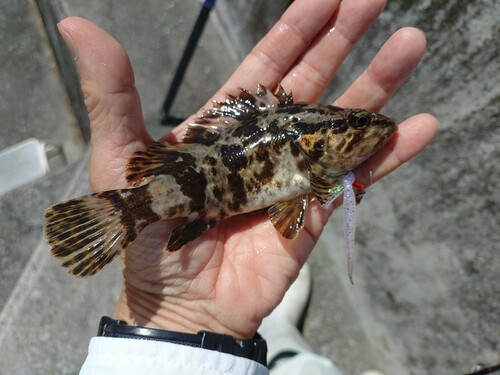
[0,1,498,374]
[1,1,369,374]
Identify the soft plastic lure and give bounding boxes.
[341,172,357,285]
[324,171,361,284]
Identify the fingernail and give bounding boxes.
[57,22,79,61]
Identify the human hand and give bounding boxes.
[57,0,437,339]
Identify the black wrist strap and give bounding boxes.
[97,316,267,366]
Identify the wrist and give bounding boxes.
[113,286,256,339]
[113,288,201,333]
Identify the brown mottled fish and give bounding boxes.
[44,84,397,277]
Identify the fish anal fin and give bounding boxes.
[268,196,308,239]
[167,217,216,251]
[182,84,294,144]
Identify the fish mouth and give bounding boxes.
[378,114,398,131]
[372,133,392,150]
[371,112,397,129]
[352,118,397,161]
[368,125,396,151]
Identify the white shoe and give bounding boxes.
[272,262,312,328]
[259,263,313,366]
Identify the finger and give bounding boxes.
[168,0,341,141]
[171,0,384,139]
[282,0,387,101]
[334,27,427,111]
[58,17,152,190]
[216,0,341,98]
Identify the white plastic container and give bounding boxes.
[0,138,49,195]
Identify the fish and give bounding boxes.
[44,84,397,278]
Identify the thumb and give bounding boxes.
[57,17,152,191]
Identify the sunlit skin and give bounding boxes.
[57,0,438,339]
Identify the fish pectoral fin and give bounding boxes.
[167,217,216,251]
[268,196,308,239]
[309,172,343,207]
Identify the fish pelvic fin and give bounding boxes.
[167,217,217,251]
[268,195,308,239]
[44,186,159,277]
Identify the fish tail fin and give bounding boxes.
[44,187,154,277]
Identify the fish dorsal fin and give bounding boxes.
[183,84,294,144]
[268,195,308,239]
[126,142,192,187]
[271,84,294,107]
[308,172,344,207]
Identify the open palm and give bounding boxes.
[58,0,437,339]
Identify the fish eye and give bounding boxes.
[349,111,371,128]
